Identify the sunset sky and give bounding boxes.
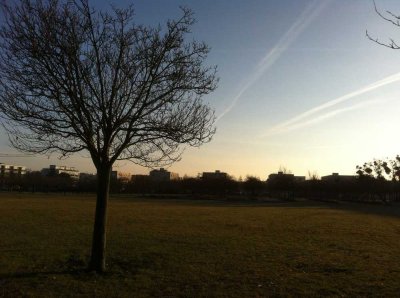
[2,0,400,179]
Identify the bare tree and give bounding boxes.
[307,170,320,181]
[365,2,400,181]
[278,165,292,174]
[366,1,400,49]
[0,0,217,272]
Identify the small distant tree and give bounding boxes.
[307,170,320,181]
[388,156,400,181]
[201,174,237,195]
[243,175,265,196]
[279,165,292,174]
[0,0,217,272]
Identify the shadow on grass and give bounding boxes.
[0,268,88,280]
[320,200,400,219]
[0,252,161,281]
[263,198,400,219]
[150,196,400,219]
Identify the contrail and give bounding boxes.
[262,72,400,137]
[216,0,332,122]
[264,99,382,136]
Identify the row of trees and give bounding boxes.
[0,171,264,194]
[4,156,400,200]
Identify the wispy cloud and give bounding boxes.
[262,72,400,137]
[264,99,381,136]
[216,0,332,122]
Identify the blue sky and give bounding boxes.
[2,0,400,179]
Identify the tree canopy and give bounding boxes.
[0,0,217,169]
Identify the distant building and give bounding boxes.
[42,165,79,179]
[111,170,131,183]
[0,163,27,178]
[202,170,228,180]
[267,171,305,182]
[321,173,357,182]
[149,168,179,181]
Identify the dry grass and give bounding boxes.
[1,193,400,297]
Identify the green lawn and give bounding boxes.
[1,193,400,297]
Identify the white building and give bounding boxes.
[0,163,27,178]
[42,165,80,179]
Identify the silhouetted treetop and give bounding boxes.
[0,0,217,168]
[357,156,400,181]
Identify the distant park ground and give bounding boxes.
[1,193,400,297]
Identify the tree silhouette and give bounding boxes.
[243,175,264,197]
[0,0,217,272]
[366,1,400,49]
[357,156,400,181]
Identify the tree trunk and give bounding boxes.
[89,164,112,272]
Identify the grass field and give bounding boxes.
[1,193,400,297]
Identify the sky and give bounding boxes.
[1,0,400,179]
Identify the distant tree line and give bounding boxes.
[0,171,92,193]
[3,156,400,204]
